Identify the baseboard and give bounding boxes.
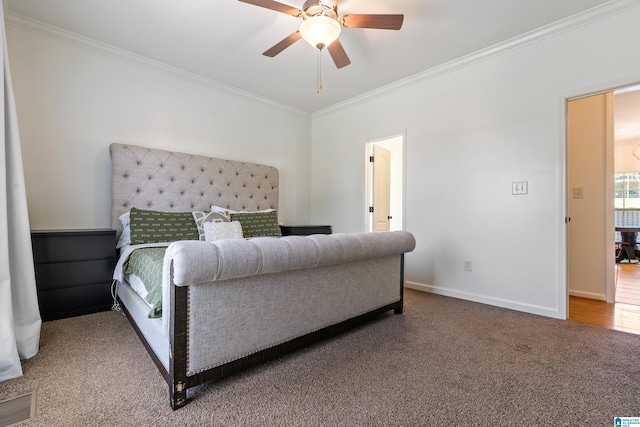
[568,290,606,300]
[405,281,563,319]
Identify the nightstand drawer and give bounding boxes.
[31,230,115,263]
[37,283,113,321]
[35,259,115,291]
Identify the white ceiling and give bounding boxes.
[4,0,625,114]
[5,0,640,139]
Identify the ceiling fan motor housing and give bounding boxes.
[302,0,337,20]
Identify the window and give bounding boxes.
[615,172,640,209]
[615,172,640,243]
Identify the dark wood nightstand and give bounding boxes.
[279,225,332,236]
[31,229,116,321]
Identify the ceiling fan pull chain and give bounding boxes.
[316,47,323,94]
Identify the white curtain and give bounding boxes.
[0,3,42,382]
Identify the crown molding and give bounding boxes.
[5,0,638,119]
[312,0,640,118]
[4,11,310,118]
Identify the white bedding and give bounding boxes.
[126,273,149,305]
[116,280,169,370]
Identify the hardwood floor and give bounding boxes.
[569,262,640,335]
[614,261,640,305]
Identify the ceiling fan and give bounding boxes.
[238,0,404,69]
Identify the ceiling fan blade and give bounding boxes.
[263,31,302,57]
[341,14,404,30]
[238,0,302,17]
[327,39,351,69]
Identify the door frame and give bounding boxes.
[561,77,640,319]
[364,131,407,232]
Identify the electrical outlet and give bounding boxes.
[464,260,472,272]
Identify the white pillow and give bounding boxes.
[116,211,131,249]
[192,211,230,240]
[204,221,244,242]
[210,205,275,219]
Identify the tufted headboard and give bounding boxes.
[109,143,279,240]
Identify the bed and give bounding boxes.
[110,143,416,409]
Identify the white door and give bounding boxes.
[566,93,615,302]
[373,145,391,232]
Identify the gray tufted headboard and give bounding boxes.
[109,143,279,240]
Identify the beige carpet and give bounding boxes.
[1,289,639,426]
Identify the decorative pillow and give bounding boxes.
[211,205,275,220]
[192,211,230,241]
[116,211,131,249]
[230,211,282,238]
[204,221,244,242]
[129,207,199,245]
[210,205,233,220]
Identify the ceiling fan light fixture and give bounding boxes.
[299,15,341,50]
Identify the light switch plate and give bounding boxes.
[573,187,584,199]
[512,181,528,195]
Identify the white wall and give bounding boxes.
[310,5,640,318]
[7,24,312,231]
[8,4,640,320]
[615,138,640,173]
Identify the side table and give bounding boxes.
[31,229,116,321]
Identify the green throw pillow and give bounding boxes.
[129,208,199,244]
[230,211,282,238]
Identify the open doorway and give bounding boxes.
[364,133,405,233]
[567,83,640,334]
[612,85,640,307]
